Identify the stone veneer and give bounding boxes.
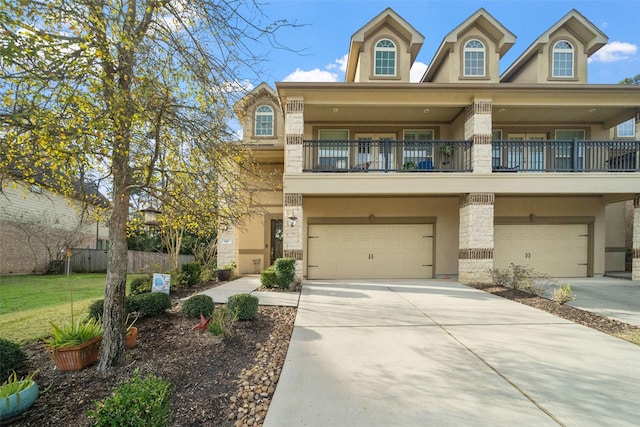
[633,196,640,280]
[283,97,305,279]
[458,193,495,284]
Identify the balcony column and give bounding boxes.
[458,193,494,284]
[464,100,493,174]
[633,196,640,280]
[285,97,304,174]
[283,193,304,281]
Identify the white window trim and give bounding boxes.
[374,38,397,77]
[552,40,574,78]
[463,39,486,77]
[616,118,636,138]
[255,104,274,137]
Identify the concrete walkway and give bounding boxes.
[542,277,640,327]
[189,275,299,307]
[265,279,640,426]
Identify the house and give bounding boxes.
[0,177,109,274]
[219,8,640,282]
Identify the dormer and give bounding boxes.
[422,8,515,83]
[501,9,608,83]
[345,8,424,83]
[234,83,283,145]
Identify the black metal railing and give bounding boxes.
[302,140,473,172]
[491,139,640,172]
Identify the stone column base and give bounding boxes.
[458,259,493,284]
[633,257,640,281]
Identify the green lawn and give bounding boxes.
[0,273,139,344]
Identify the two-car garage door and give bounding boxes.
[494,224,589,277]
[307,224,433,279]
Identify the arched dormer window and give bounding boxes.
[552,40,574,78]
[374,39,396,76]
[255,104,274,137]
[463,39,485,77]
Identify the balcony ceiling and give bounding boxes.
[277,82,640,129]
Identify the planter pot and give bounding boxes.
[217,269,232,282]
[126,326,138,349]
[52,336,102,371]
[0,382,39,421]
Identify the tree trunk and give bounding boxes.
[98,155,130,370]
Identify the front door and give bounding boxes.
[270,219,283,266]
[355,133,396,170]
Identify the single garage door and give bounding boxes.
[307,224,433,279]
[494,224,589,277]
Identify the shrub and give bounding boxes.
[130,275,152,295]
[179,262,202,287]
[260,266,278,288]
[552,283,576,304]
[180,295,214,318]
[491,263,554,296]
[207,306,238,337]
[128,292,172,317]
[0,338,26,379]
[227,293,259,321]
[274,257,296,289]
[89,298,136,320]
[90,369,172,427]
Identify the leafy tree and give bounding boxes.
[619,74,640,85]
[1,0,291,369]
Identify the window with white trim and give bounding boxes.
[374,39,396,76]
[255,105,274,136]
[464,39,485,77]
[552,40,574,78]
[555,130,585,170]
[402,130,434,169]
[318,130,349,170]
[617,118,635,137]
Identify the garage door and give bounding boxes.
[307,224,433,279]
[494,224,589,277]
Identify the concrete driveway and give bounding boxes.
[264,279,640,426]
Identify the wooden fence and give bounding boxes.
[70,249,195,273]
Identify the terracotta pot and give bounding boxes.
[0,381,38,421]
[52,336,101,371]
[126,326,138,349]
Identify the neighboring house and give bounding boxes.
[0,177,109,274]
[220,8,640,282]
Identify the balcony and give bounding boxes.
[302,140,473,172]
[492,140,640,172]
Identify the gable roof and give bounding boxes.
[500,9,608,82]
[234,82,279,115]
[421,8,516,82]
[345,7,424,82]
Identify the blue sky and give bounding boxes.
[250,0,639,85]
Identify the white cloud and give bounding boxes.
[283,68,338,82]
[282,54,347,82]
[326,54,348,73]
[410,61,428,82]
[589,41,637,63]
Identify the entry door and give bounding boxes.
[355,133,396,170]
[508,134,546,171]
[270,219,283,265]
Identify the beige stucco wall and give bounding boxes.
[357,27,412,83]
[494,196,606,275]
[303,196,460,278]
[605,201,627,272]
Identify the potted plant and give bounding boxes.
[125,315,139,349]
[402,161,417,170]
[45,317,103,371]
[216,261,236,282]
[0,371,39,421]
